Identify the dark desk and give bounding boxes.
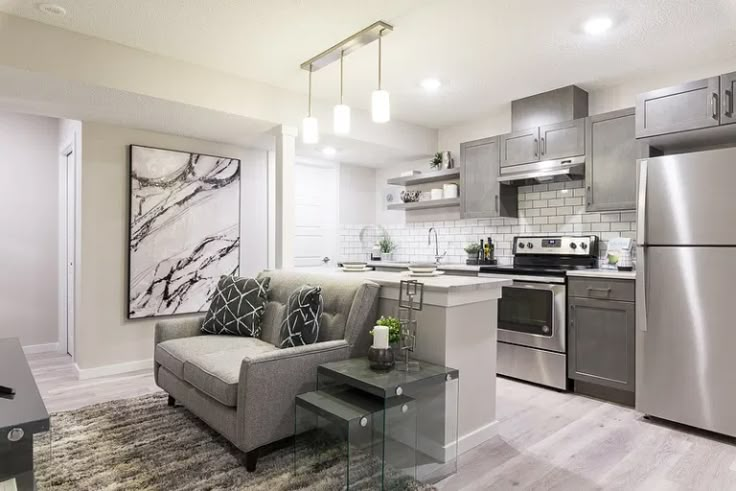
[0,338,50,491]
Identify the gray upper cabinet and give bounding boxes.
[539,119,585,160]
[720,71,736,125]
[568,286,636,393]
[636,76,720,138]
[585,108,640,212]
[460,137,517,218]
[500,127,539,167]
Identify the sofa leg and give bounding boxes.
[167,395,175,407]
[243,449,259,472]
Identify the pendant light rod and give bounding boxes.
[308,65,313,116]
[339,50,344,103]
[377,29,383,90]
[300,21,393,72]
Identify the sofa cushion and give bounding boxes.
[260,301,287,346]
[279,285,324,348]
[182,338,277,407]
[201,276,270,337]
[155,335,272,380]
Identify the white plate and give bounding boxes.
[407,270,445,277]
[342,267,372,272]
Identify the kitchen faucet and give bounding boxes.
[428,227,447,265]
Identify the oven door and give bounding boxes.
[497,281,566,353]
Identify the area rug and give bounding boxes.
[34,392,434,490]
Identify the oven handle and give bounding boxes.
[506,281,565,292]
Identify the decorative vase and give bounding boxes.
[368,346,395,370]
[380,252,393,261]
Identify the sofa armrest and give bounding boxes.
[154,314,206,345]
[235,340,350,451]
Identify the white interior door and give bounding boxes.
[294,162,338,268]
[64,150,76,357]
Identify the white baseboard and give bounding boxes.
[22,342,60,354]
[74,358,153,380]
[457,419,499,455]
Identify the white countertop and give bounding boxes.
[367,261,482,273]
[304,267,510,292]
[566,269,636,280]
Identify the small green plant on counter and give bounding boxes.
[430,152,443,170]
[464,243,482,255]
[378,236,396,253]
[371,316,402,345]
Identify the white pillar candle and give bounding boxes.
[372,325,389,349]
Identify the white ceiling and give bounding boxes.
[1,0,736,129]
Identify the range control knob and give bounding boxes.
[518,242,525,249]
[570,243,577,250]
[527,242,534,249]
[580,242,588,250]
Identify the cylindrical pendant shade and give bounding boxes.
[371,90,390,123]
[333,104,351,135]
[302,116,319,144]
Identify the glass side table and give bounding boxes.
[294,357,459,489]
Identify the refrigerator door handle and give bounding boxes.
[637,160,648,245]
[637,246,647,332]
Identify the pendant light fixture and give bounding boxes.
[302,65,319,144]
[371,28,390,123]
[333,50,351,135]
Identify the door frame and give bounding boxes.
[58,142,80,359]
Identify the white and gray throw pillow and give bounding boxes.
[279,285,324,348]
[201,275,270,337]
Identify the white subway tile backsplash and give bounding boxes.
[339,180,637,263]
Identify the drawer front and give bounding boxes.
[568,277,635,302]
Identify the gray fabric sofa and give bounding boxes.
[153,270,380,471]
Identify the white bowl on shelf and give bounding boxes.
[408,263,437,274]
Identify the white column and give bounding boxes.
[273,125,298,269]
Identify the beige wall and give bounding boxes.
[77,122,268,370]
[338,163,376,225]
[0,111,60,347]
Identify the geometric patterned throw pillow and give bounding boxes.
[279,285,323,348]
[201,276,270,337]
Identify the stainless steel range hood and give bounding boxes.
[497,155,585,185]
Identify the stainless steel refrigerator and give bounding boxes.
[637,147,736,437]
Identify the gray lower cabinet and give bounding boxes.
[585,108,640,212]
[636,76,720,138]
[539,119,585,161]
[500,127,539,167]
[721,71,736,125]
[460,136,517,218]
[568,278,636,397]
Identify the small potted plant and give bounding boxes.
[378,236,396,261]
[464,243,482,262]
[369,316,402,370]
[430,152,443,170]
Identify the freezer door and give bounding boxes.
[637,246,736,437]
[643,148,736,245]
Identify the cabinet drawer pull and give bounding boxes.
[726,89,734,117]
[533,138,538,157]
[587,287,612,296]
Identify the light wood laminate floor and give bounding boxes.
[27,352,736,490]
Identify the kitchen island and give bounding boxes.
[302,267,510,460]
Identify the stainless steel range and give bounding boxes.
[479,235,599,390]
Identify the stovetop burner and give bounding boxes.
[480,235,600,277]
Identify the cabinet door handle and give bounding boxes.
[540,137,546,156]
[586,185,592,206]
[533,138,538,158]
[495,194,499,212]
[726,89,733,117]
[711,93,719,120]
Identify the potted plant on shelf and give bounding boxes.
[378,236,396,261]
[430,152,443,170]
[464,243,481,262]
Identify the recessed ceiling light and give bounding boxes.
[322,146,337,157]
[37,3,67,16]
[421,78,442,92]
[583,16,612,35]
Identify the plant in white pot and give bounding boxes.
[378,236,396,261]
[464,243,481,261]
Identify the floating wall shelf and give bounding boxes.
[387,198,460,211]
[387,168,460,186]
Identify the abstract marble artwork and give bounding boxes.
[128,145,240,319]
